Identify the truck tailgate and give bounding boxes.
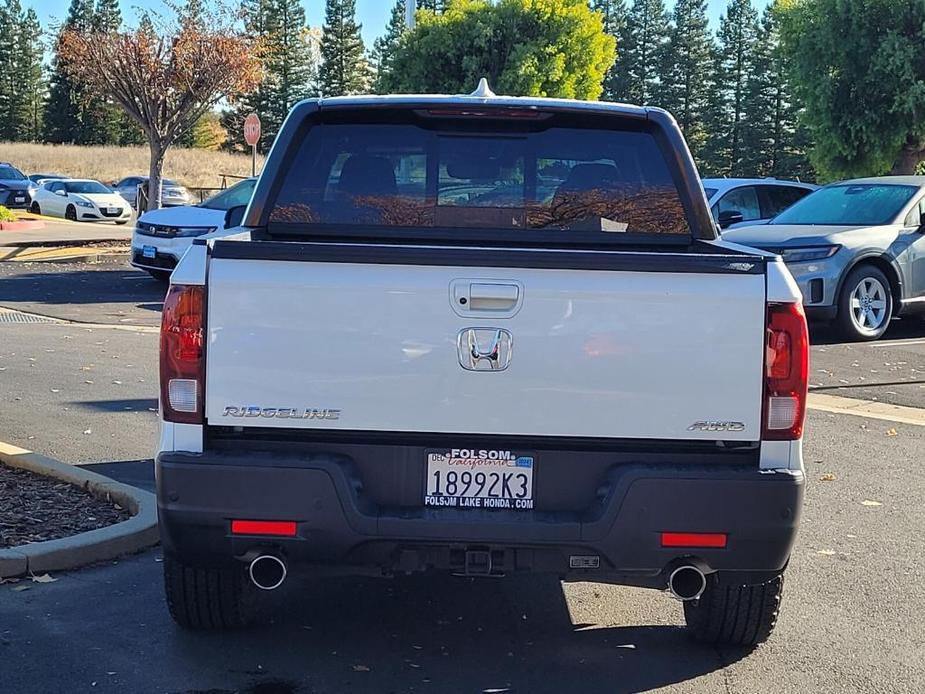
[204,245,766,442]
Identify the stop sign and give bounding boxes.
[244,113,261,147]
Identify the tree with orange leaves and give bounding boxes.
[58,2,264,209]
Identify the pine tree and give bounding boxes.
[268,0,314,132]
[615,0,669,105]
[371,0,406,94]
[417,0,445,13]
[17,8,45,141]
[660,0,714,160]
[236,0,315,151]
[93,0,120,30]
[318,0,369,97]
[704,0,759,176]
[742,3,812,179]
[44,0,95,143]
[0,0,44,142]
[591,0,627,101]
[81,0,124,145]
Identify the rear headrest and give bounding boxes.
[338,155,398,197]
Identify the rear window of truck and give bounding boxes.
[267,114,691,239]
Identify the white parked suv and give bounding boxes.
[704,178,817,230]
[131,177,255,281]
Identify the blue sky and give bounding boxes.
[26,1,772,48]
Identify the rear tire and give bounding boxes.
[163,554,255,630]
[683,573,784,647]
[836,265,892,341]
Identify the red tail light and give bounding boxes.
[763,302,809,440]
[661,532,728,548]
[231,520,297,537]
[160,284,205,424]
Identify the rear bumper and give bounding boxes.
[157,450,803,585]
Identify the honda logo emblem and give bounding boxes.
[458,328,513,371]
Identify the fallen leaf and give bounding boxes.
[886,428,898,437]
[352,665,371,672]
[816,550,836,556]
[819,473,837,482]
[11,584,31,592]
[31,573,57,583]
[83,429,92,435]
[861,500,883,507]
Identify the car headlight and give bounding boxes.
[75,200,95,208]
[780,245,841,263]
[172,226,216,237]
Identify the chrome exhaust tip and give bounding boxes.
[248,554,287,591]
[668,565,707,601]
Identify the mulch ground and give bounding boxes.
[0,464,130,548]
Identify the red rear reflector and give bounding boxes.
[160,284,205,424]
[661,532,728,548]
[763,302,809,440]
[231,520,297,537]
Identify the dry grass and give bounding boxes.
[0,142,265,191]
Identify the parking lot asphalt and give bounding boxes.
[1,408,922,694]
[1,260,924,693]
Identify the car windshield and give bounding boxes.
[65,181,112,194]
[0,165,26,180]
[268,117,691,239]
[703,187,718,199]
[773,184,917,226]
[200,179,256,210]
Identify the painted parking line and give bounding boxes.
[864,339,925,348]
[808,393,925,427]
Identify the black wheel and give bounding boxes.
[146,269,171,283]
[30,202,40,215]
[163,554,256,630]
[835,264,893,341]
[115,219,129,225]
[683,573,784,647]
[65,205,77,221]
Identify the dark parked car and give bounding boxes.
[0,163,37,210]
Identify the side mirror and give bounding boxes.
[54,189,67,197]
[718,210,745,229]
[223,204,247,229]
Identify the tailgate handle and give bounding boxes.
[467,283,519,311]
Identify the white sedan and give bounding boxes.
[30,179,132,224]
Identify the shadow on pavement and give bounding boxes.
[165,573,744,694]
[82,459,155,493]
[71,397,159,412]
[0,268,163,306]
[810,316,925,346]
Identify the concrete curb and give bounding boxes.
[0,442,159,578]
[0,220,45,231]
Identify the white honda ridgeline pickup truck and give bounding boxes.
[157,88,808,646]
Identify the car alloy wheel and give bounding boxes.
[849,276,888,335]
[65,205,77,221]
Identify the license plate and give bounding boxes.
[424,449,534,510]
[142,246,156,259]
[107,207,119,214]
[14,196,24,202]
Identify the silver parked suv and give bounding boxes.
[725,176,925,341]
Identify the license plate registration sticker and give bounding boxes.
[424,449,534,510]
[142,245,156,259]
